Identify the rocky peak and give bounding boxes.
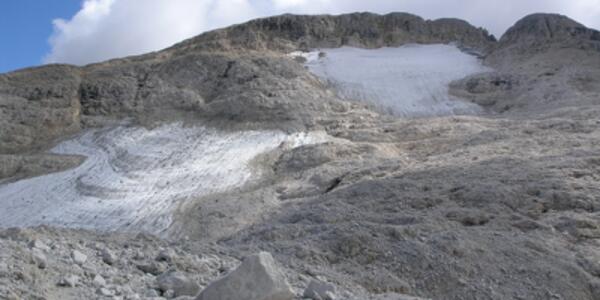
[484,13,600,67]
[498,13,600,49]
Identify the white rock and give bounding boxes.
[145,289,160,297]
[136,261,166,275]
[71,250,87,265]
[134,250,146,260]
[156,249,176,263]
[93,274,106,287]
[157,271,200,297]
[28,239,50,251]
[303,279,337,300]
[324,291,337,300]
[163,289,176,298]
[31,248,47,269]
[57,275,80,287]
[126,294,141,300]
[101,248,117,265]
[97,287,115,297]
[196,252,294,300]
[0,262,9,276]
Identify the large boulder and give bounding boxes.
[157,271,200,297]
[196,252,294,300]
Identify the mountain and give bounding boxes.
[1,12,600,300]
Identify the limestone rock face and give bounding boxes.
[499,13,600,49]
[196,252,294,300]
[172,12,496,54]
[0,65,81,154]
[486,13,600,67]
[448,14,600,115]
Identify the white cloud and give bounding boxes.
[45,0,600,65]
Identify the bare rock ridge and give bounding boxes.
[451,13,600,115]
[169,12,496,54]
[498,13,600,51]
[485,13,600,67]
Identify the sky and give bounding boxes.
[0,1,81,73]
[1,0,600,73]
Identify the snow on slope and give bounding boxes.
[300,44,492,117]
[0,123,327,234]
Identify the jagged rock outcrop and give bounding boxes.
[486,13,600,67]
[170,13,495,54]
[498,13,600,51]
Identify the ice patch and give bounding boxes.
[297,44,492,117]
[0,123,327,234]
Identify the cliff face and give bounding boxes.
[169,12,496,54]
[0,65,82,153]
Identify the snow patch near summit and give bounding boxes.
[297,44,492,117]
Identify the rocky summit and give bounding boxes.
[1,12,600,300]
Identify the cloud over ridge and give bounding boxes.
[45,0,600,65]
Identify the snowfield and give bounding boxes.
[300,44,492,117]
[0,123,327,234]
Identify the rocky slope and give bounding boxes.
[1,12,600,300]
[0,12,494,159]
[451,13,600,115]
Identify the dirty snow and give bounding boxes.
[0,123,327,234]
[299,44,492,117]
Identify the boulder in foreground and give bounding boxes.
[196,252,294,300]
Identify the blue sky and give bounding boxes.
[1,0,599,74]
[0,1,80,73]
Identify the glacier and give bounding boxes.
[0,123,327,234]
[300,44,492,117]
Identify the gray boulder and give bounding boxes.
[157,271,200,297]
[71,250,87,265]
[156,249,177,263]
[28,239,51,251]
[136,261,167,275]
[57,275,80,287]
[92,274,106,287]
[196,252,294,300]
[101,248,117,265]
[303,279,337,300]
[31,248,47,269]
